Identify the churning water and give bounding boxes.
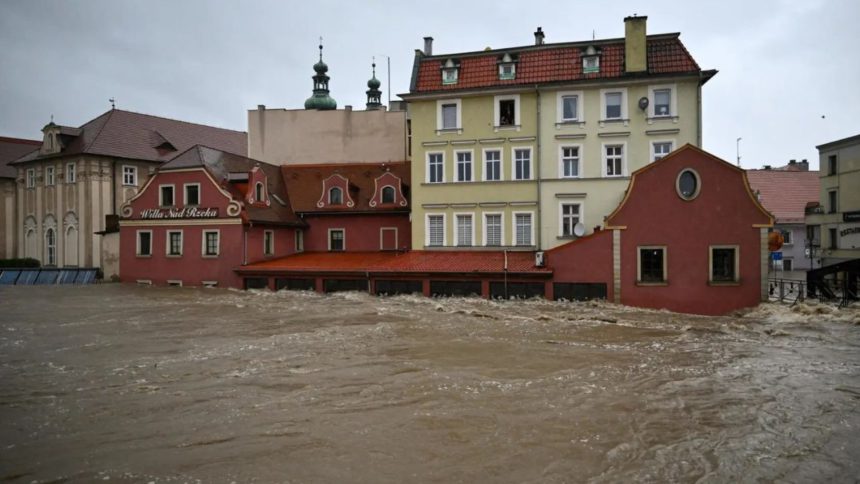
[1,285,858,483]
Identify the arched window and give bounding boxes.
[329,187,343,205]
[64,212,79,267]
[24,216,37,259]
[255,182,264,202]
[381,186,395,204]
[45,228,56,266]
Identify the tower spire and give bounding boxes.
[304,38,337,110]
[365,57,382,110]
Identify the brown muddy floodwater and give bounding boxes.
[1,285,859,483]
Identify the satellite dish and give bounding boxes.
[638,97,649,110]
[573,222,586,237]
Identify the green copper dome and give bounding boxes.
[304,93,337,110]
[314,59,328,74]
[305,42,337,110]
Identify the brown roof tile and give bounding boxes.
[0,137,40,178]
[746,170,820,224]
[282,162,410,213]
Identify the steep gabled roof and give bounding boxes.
[746,169,820,224]
[0,137,40,178]
[13,109,246,164]
[164,145,302,226]
[407,33,712,95]
[281,161,410,213]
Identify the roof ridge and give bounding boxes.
[110,108,246,134]
[0,136,41,145]
[80,109,116,153]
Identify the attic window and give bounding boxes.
[382,186,395,204]
[329,187,343,205]
[441,58,459,85]
[498,53,516,80]
[255,182,265,202]
[581,45,601,74]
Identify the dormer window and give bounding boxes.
[255,182,265,202]
[329,187,343,205]
[581,45,601,74]
[441,58,459,85]
[382,186,395,204]
[498,53,516,80]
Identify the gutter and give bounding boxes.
[535,85,542,250]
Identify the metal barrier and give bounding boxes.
[768,278,806,304]
[0,268,98,285]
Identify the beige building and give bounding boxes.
[9,109,247,277]
[400,16,715,251]
[1,136,41,259]
[806,133,860,266]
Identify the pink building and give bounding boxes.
[119,146,304,288]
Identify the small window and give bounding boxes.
[783,259,793,271]
[560,203,581,237]
[203,231,220,257]
[329,187,343,205]
[427,152,444,183]
[514,213,532,246]
[160,185,175,207]
[442,59,459,84]
[45,228,56,266]
[381,186,395,204]
[166,231,183,256]
[638,247,666,283]
[456,151,472,182]
[441,103,458,129]
[66,163,76,183]
[782,230,792,245]
[561,146,580,178]
[676,169,700,200]
[264,230,274,256]
[455,214,473,246]
[122,166,137,186]
[710,246,738,283]
[828,190,837,213]
[605,145,624,177]
[329,229,345,251]
[26,169,35,188]
[653,141,674,161]
[484,214,502,246]
[829,228,838,250]
[137,231,152,257]
[605,92,622,119]
[498,53,516,80]
[184,184,200,206]
[295,229,304,253]
[561,95,578,121]
[654,89,671,116]
[498,99,515,126]
[45,167,55,186]
[583,55,599,73]
[427,214,444,247]
[514,148,531,180]
[828,155,838,175]
[255,182,265,202]
[484,150,501,181]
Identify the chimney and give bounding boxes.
[624,15,648,73]
[789,159,796,165]
[764,165,772,170]
[345,105,353,112]
[257,104,265,111]
[534,27,545,45]
[423,36,433,56]
[800,159,809,171]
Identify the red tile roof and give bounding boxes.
[0,137,40,178]
[13,109,247,165]
[410,34,706,94]
[745,170,820,224]
[239,250,550,275]
[282,162,410,213]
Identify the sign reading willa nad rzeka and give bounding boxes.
[140,207,219,220]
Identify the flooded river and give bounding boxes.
[1,285,859,483]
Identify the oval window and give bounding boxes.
[676,169,700,200]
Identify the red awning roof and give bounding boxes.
[238,250,550,275]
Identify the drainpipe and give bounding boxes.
[696,74,703,147]
[243,223,249,265]
[535,86,542,250]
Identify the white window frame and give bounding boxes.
[454,149,473,182]
[559,144,583,178]
[559,201,584,237]
[379,227,398,250]
[136,230,153,257]
[637,245,667,284]
[512,211,534,247]
[600,88,628,121]
[493,94,521,128]
[512,146,533,181]
[184,183,201,206]
[329,186,344,205]
[255,181,265,202]
[425,213,446,247]
[167,280,183,287]
[426,151,445,184]
[263,230,274,256]
[556,91,584,123]
[782,230,793,245]
[65,163,76,183]
[45,166,55,186]
[381,185,396,204]
[436,99,462,131]
[482,148,503,182]
[202,230,220,257]
[651,140,675,162]
[159,184,176,207]
[45,227,56,266]
[122,165,138,186]
[26,168,35,188]
[328,228,345,251]
[165,230,183,257]
[648,84,677,118]
[709,245,740,284]
[602,142,627,177]
[483,212,504,247]
[454,212,474,247]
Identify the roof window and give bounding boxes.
[498,53,517,80]
[442,58,459,85]
[581,45,601,74]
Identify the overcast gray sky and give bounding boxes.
[1,0,857,169]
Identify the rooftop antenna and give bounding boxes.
[736,137,742,166]
[378,54,391,107]
[592,29,595,40]
[109,98,115,109]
